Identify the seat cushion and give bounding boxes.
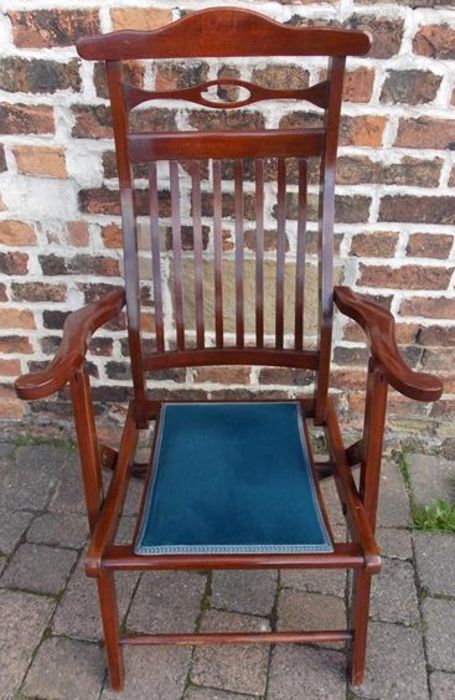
[135,402,333,555]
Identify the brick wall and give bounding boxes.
[0,1,454,452]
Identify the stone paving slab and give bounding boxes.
[211,569,277,616]
[422,597,455,673]
[280,567,347,597]
[408,453,455,505]
[0,542,77,595]
[376,460,411,528]
[413,531,455,597]
[0,589,54,700]
[0,508,34,554]
[184,686,255,700]
[429,671,455,700]
[22,636,105,700]
[277,590,346,649]
[267,645,346,700]
[27,511,88,549]
[370,558,420,626]
[376,527,413,561]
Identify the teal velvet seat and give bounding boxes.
[135,402,333,555]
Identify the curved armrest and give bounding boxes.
[334,286,443,402]
[15,289,126,400]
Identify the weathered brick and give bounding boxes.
[335,194,371,223]
[129,107,177,132]
[419,325,455,347]
[13,145,66,178]
[0,336,33,354]
[0,220,36,246]
[67,221,89,247]
[165,225,210,251]
[347,15,404,58]
[0,384,25,419]
[413,24,455,60]
[258,367,313,386]
[336,155,442,187]
[94,61,145,99]
[406,233,453,259]
[395,117,455,150]
[0,57,80,94]
[252,64,309,89]
[279,111,323,130]
[0,309,35,329]
[350,231,398,258]
[193,366,251,384]
[340,115,386,147]
[39,254,119,277]
[101,223,122,249]
[381,70,442,105]
[0,103,54,134]
[343,66,375,102]
[155,61,209,91]
[0,358,20,375]
[358,264,453,290]
[0,144,6,172]
[0,283,7,302]
[0,252,28,275]
[88,337,114,356]
[217,64,241,102]
[188,110,265,131]
[399,297,455,320]
[111,7,172,31]
[379,195,455,225]
[11,282,67,303]
[78,187,163,216]
[244,228,289,252]
[71,105,112,139]
[9,9,100,48]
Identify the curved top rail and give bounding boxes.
[77,7,372,61]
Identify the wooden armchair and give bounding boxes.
[15,8,442,692]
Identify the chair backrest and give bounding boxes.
[77,8,371,421]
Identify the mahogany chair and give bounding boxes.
[15,8,443,692]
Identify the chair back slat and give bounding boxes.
[212,160,224,349]
[255,159,265,349]
[294,159,308,352]
[169,161,185,350]
[234,160,245,349]
[275,158,287,350]
[148,161,165,353]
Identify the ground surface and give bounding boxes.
[0,441,454,700]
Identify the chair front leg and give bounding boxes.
[97,570,125,691]
[349,357,388,684]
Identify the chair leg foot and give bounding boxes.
[97,571,125,691]
[348,568,371,687]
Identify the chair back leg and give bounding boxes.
[97,570,125,691]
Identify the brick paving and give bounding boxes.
[0,442,454,699]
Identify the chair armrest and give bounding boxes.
[15,289,126,400]
[334,286,443,402]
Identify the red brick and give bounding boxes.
[9,9,100,48]
[244,228,289,252]
[419,326,455,347]
[0,385,24,419]
[188,110,265,131]
[155,61,209,91]
[111,7,172,31]
[11,282,67,303]
[13,145,66,178]
[400,297,455,320]
[0,358,21,375]
[346,15,404,58]
[395,117,455,150]
[379,196,455,225]
[339,115,386,147]
[342,67,374,103]
[350,232,398,258]
[252,64,309,89]
[336,155,442,187]
[0,57,80,94]
[101,224,123,249]
[0,309,35,329]
[71,105,112,139]
[0,252,28,275]
[0,336,33,354]
[413,24,455,60]
[406,233,453,259]
[0,221,36,246]
[422,348,455,372]
[0,103,54,134]
[78,187,161,217]
[358,264,453,290]
[67,222,89,247]
[193,366,251,384]
[380,70,441,105]
[39,254,119,277]
[258,367,314,386]
[0,284,7,302]
[94,61,145,99]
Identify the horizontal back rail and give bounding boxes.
[77,8,371,60]
[143,349,320,371]
[128,129,325,162]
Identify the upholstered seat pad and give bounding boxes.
[135,402,333,555]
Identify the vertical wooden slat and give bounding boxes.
[148,162,164,353]
[213,159,223,348]
[294,158,307,351]
[190,161,205,349]
[234,159,244,348]
[169,160,185,350]
[255,159,264,348]
[275,157,286,349]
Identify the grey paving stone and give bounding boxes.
[49,460,87,513]
[127,570,206,634]
[27,512,88,549]
[277,590,346,648]
[429,671,455,700]
[371,558,420,625]
[422,597,455,672]
[377,460,411,528]
[115,515,137,545]
[0,442,14,461]
[320,479,345,526]
[211,570,277,616]
[281,567,346,597]
[191,610,270,696]
[1,542,77,594]
[267,644,346,700]
[53,552,138,641]
[101,646,191,700]
[413,532,455,597]
[408,453,455,506]
[353,621,429,699]
[0,508,33,554]
[185,686,254,700]
[0,589,54,700]
[23,636,105,700]
[377,527,413,560]
[0,445,70,511]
